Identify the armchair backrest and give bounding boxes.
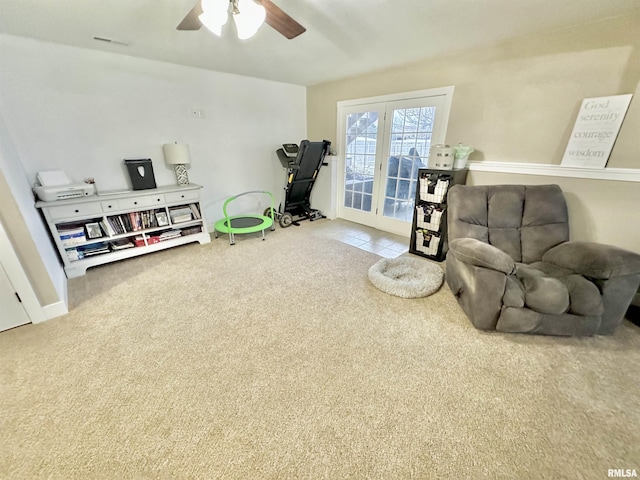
[447,184,570,263]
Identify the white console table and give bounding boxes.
[36,184,211,278]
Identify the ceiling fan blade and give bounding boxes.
[177,3,203,31]
[258,0,306,39]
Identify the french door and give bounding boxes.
[337,88,452,236]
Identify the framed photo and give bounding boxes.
[155,211,169,227]
[85,222,103,239]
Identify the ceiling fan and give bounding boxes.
[177,0,306,40]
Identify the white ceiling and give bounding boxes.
[1,0,639,87]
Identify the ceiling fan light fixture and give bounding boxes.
[199,0,229,36]
[232,0,266,40]
[177,0,305,40]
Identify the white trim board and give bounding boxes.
[468,161,640,183]
[336,86,455,109]
[42,300,68,321]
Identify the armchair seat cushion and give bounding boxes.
[510,262,604,316]
[520,275,569,315]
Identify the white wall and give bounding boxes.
[0,34,307,226]
[0,34,307,299]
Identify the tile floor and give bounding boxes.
[312,218,410,258]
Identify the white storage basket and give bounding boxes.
[415,205,443,231]
[419,177,450,203]
[415,230,441,256]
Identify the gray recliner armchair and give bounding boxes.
[445,184,640,336]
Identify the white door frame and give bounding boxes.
[0,220,44,324]
[336,102,387,228]
[336,86,455,236]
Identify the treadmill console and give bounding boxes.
[282,143,299,157]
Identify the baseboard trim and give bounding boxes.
[467,161,640,183]
[39,301,68,322]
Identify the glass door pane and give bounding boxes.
[344,111,378,213]
[382,106,435,222]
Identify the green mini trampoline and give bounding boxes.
[214,191,276,245]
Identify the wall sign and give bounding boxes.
[561,94,632,169]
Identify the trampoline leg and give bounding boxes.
[228,231,235,245]
[261,229,266,241]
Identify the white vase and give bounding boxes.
[453,156,469,169]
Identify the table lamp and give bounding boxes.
[162,142,191,185]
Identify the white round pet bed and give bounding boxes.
[368,257,444,298]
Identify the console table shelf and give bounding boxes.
[36,184,211,278]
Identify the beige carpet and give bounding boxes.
[1,220,639,479]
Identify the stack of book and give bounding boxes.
[110,239,135,251]
[58,224,86,246]
[65,248,81,262]
[180,226,202,236]
[169,206,193,224]
[75,242,110,259]
[159,230,182,241]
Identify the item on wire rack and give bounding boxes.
[419,173,450,203]
[415,229,441,256]
[415,204,443,231]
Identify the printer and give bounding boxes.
[33,170,95,202]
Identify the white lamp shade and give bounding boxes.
[199,13,224,36]
[233,0,266,39]
[199,0,229,36]
[163,143,191,165]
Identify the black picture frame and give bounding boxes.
[85,222,103,239]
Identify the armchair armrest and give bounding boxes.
[449,238,516,275]
[542,241,640,279]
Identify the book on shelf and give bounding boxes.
[106,217,119,234]
[57,222,85,233]
[189,203,201,219]
[76,242,109,257]
[65,247,80,262]
[128,212,140,231]
[107,215,126,234]
[100,219,116,236]
[65,245,109,261]
[144,210,160,229]
[110,239,135,251]
[180,226,202,236]
[120,214,131,232]
[58,226,86,246]
[169,206,193,224]
[159,229,182,241]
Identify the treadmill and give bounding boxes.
[274,139,331,227]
